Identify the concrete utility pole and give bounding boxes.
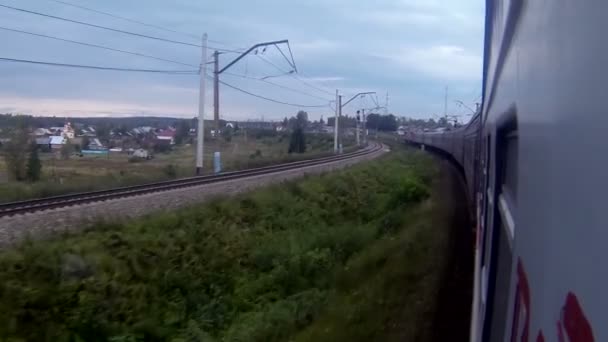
[385,92,389,115]
[213,50,221,173]
[356,110,360,146]
[334,89,339,153]
[338,95,343,153]
[362,109,367,145]
[444,86,448,118]
[214,50,220,137]
[195,33,207,175]
[214,39,296,165]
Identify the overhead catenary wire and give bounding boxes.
[0,57,198,74]
[0,3,240,52]
[1,3,342,110]
[256,55,335,96]
[0,26,197,67]
[45,0,243,48]
[274,44,295,71]
[288,68,338,96]
[46,0,200,39]
[222,71,332,102]
[214,77,328,108]
[370,94,380,108]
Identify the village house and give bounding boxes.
[132,148,150,159]
[156,128,176,145]
[35,137,51,152]
[87,138,105,150]
[50,136,67,149]
[80,126,96,137]
[61,123,75,139]
[33,128,52,136]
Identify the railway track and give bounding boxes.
[0,143,383,218]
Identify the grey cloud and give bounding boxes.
[0,0,484,120]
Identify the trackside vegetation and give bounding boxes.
[0,147,454,341]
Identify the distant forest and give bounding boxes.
[0,112,458,134]
[0,114,198,130]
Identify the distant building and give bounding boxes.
[49,126,64,135]
[35,137,51,151]
[131,126,154,135]
[237,121,275,130]
[156,129,176,145]
[49,136,67,149]
[156,135,174,145]
[88,138,105,150]
[81,149,108,156]
[61,122,75,139]
[321,126,334,134]
[33,128,52,136]
[132,148,150,159]
[80,127,96,137]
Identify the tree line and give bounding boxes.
[326,113,399,132]
[3,128,41,182]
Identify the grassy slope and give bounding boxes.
[0,134,346,203]
[0,145,457,342]
[294,159,457,341]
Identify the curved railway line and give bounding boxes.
[0,142,384,218]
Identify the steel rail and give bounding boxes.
[0,143,382,217]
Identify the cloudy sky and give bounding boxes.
[0,0,484,121]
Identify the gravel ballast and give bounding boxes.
[0,146,387,247]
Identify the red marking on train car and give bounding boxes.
[510,259,530,342]
[508,260,595,342]
[557,292,595,342]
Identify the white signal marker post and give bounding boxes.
[334,89,339,153]
[196,33,208,175]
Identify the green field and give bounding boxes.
[0,133,352,203]
[0,145,466,341]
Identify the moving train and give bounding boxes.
[406,0,603,341]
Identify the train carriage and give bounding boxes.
[405,0,604,341]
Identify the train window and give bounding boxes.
[486,218,515,342]
[501,132,518,205]
[481,110,518,341]
[497,123,517,243]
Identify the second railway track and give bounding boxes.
[0,143,383,218]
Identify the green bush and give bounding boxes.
[249,149,262,159]
[26,145,42,182]
[163,164,178,179]
[288,128,306,154]
[0,148,435,341]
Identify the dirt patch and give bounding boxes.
[429,158,475,342]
